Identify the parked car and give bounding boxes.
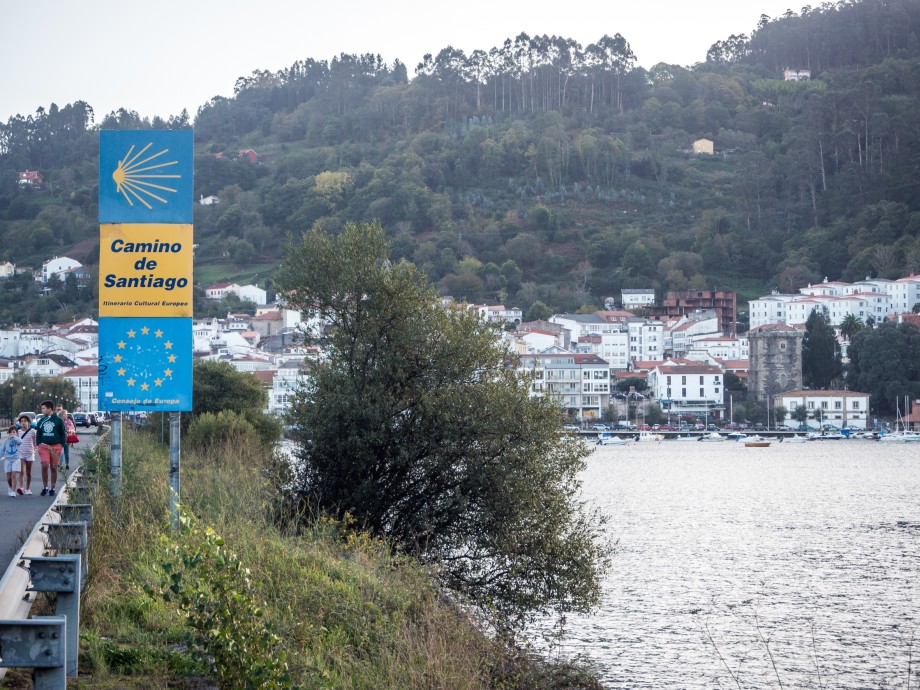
[71,412,90,427]
[562,424,579,432]
[592,423,611,431]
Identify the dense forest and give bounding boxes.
[3,0,920,325]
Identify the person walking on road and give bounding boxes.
[17,415,36,495]
[0,426,21,497]
[58,408,76,472]
[35,400,64,497]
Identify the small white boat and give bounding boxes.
[697,432,726,442]
[636,430,664,442]
[807,431,845,440]
[878,431,920,443]
[597,433,630,446]
[744,435,771,447]
[726,431,748,441]
[782,435,808,443]
[675,434,698,442]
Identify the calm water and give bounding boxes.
[558,439,920,689]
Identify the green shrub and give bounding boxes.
[146,508,295,690]
[184,410,257,453]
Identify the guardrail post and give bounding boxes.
[44,522,88,583]
[54,504,93,527]
[25,555,81,677]
[0,616,66,688]
[65,486,93,505]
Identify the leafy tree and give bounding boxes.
[191,361,280,441]
[791,405,810,428]
[524,300,552,321]
[846,320,920,415]
[5,372,77,419]
[276,221,609,628]
[802,308,842,389]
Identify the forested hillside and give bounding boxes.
[3,0,920,325]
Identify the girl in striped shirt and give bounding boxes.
[17,415,36,495]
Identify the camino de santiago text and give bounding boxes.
[103,239,189,291]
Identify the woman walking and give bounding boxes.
[59,409,76,472]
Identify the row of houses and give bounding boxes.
[750,275,920,330]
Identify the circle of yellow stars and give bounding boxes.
[114,326,178,389]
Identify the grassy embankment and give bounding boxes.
[50,429,601,689]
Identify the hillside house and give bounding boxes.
[783,68,811,81]
[692,138,714,155]
[41,257,82,283]
[18,170,44,188]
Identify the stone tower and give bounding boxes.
[747,323,804,402]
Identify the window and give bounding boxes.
[682,388,687,397]
[834,401,842,410]
[682,376,687,385]
[821,401,828,410]
[700,388,705,397]
[808,402,815,409]
[700,376,705,384]
[667,376,672,385]
[852,401,860,410]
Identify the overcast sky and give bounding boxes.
[2,1,799,123]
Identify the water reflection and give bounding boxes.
[560,440,920,688]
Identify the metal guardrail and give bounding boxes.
[0,438,99,685]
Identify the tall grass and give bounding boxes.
[75,430,601,689]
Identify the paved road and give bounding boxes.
[0,426,98,573]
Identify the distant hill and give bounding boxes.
[2,0,920,326]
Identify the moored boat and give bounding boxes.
[636,430,664,442]
[878,430,920,442]
[597,433,630,446]
[782,435,808,443]
[744,435,771,447]
[698,432,726,442]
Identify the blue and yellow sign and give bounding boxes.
[98,317,192,412]
[99,224,193,317]
[99,130,194,224]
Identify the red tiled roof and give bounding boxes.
[63,365,99,377]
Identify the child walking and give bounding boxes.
[1,426,22,497]
[18,414,36,495]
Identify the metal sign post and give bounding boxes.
[97,130,194,524]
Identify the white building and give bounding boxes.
[575,332,630,370]
[518,352,611,420]
[61,365,100,412]
[205,283,240,300]
[627,320,664,362]
[267,361,306,415]
[777,389,870,430]
[890,274,920,313]
[42,257,82,283]
[470,304,523,324]
[237,284,268,306]
[647,362,725,418]
[621,289,655,309]
[687,335,749,361]
[750,275,918,329]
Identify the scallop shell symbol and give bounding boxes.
[111,143,180,209]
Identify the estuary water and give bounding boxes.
[559,439,920,689]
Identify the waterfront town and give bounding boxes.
[10,254,920,432]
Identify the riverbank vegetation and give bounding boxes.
[70,428,603,689]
